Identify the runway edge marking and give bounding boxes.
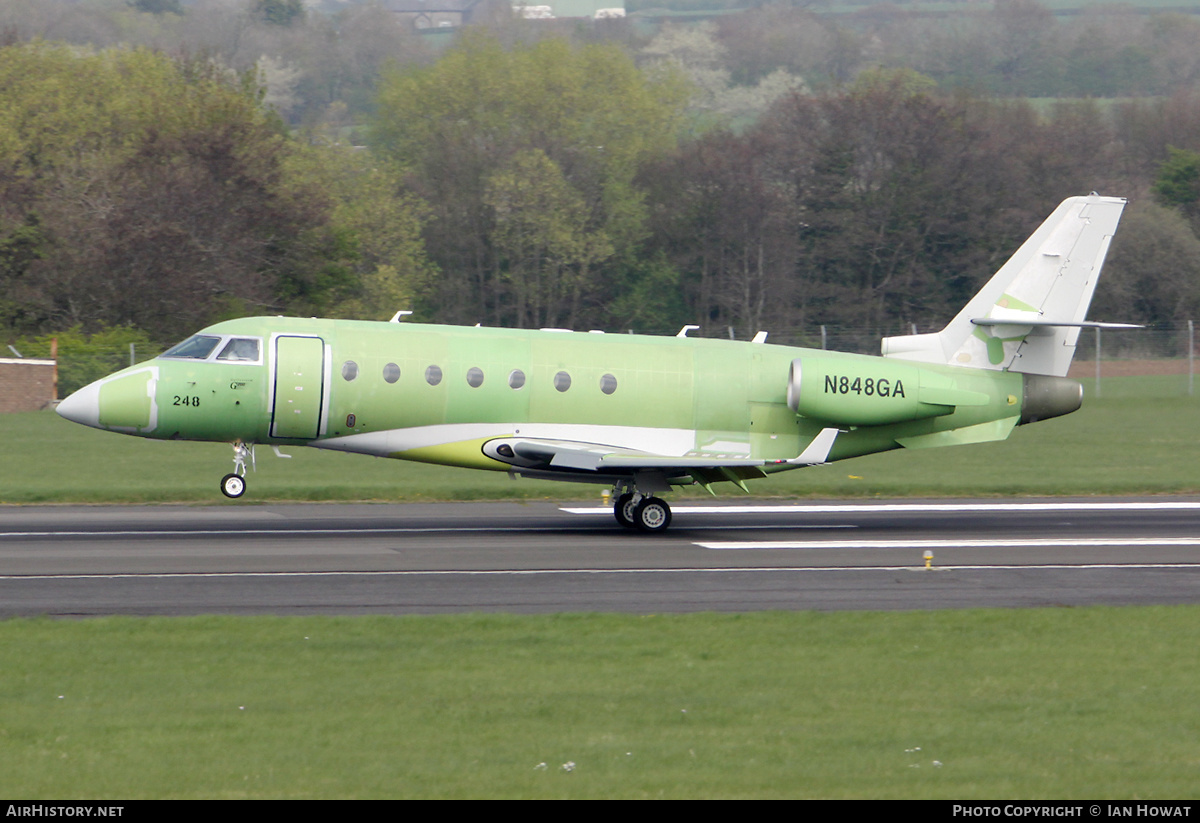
[697,537,1200,550]
[7,562,1200,581]
[563,502,1200,515]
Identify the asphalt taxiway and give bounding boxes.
[1,498,1199,616]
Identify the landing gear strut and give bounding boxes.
[612,487,673,534]
[221,442,253,499]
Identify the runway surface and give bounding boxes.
[2,497,1200,616]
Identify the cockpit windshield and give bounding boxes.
[159,334,262,363]
[216,338,260,362]
[161,335,222,360]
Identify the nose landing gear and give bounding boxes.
[220,442,253,499]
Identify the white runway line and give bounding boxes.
[0,526,562,539]
[5,562,1200,581]
[562,501,1200,515]
[697,537,1200,550]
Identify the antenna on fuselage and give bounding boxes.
[676,325,699,338]
[389,311,413,323]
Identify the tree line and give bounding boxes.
[0,42,430,343]
[1,3,1199,355]
[9,1,1200,133]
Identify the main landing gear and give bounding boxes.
[220,442,253,499]
[613,490,673,534]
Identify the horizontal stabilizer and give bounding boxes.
[970,318,1141,329]
[882,194,1128,376]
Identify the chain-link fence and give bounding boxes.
[1067,323,1197,398]
[58,343,167,398]
[6,340,165,399]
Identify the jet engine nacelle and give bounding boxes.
[786,356,962,426]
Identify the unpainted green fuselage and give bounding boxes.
[85,316,1034,486]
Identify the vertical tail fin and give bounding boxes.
[882,194,1130,377]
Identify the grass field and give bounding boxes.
[4,609,1200,799]
[3,375,1197,504]
[2,375,1198,798]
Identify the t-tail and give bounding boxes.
[881,194,1133,378]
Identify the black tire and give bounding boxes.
[634,496,672,533]
[220,473,246,499]
[614,493,637,529]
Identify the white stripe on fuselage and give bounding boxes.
[311,423,705,458]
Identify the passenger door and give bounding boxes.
[271,335,325,439]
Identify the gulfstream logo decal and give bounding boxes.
[824,375,905,398]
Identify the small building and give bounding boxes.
[385,0,625,30]
[384,0,489,30]
[0,357,56,412]
[515,0,625,18]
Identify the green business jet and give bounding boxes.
[57,195,1132,532]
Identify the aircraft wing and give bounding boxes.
[601,427,838,469]
[487,428,839,481]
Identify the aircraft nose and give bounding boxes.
[56,381,102,429]
[56,367,157,433]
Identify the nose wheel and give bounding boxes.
[221,473,246,498]
[221,442,253,499]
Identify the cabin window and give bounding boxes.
[341,361,358,381]
[508,369,526,390]
[383,363,400,384]
[216,338,260,363]
[600,373,617,395]
[161,335,221,360]
[554,371,571,392]
[425,365,443,386]
[466,367,484,388]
